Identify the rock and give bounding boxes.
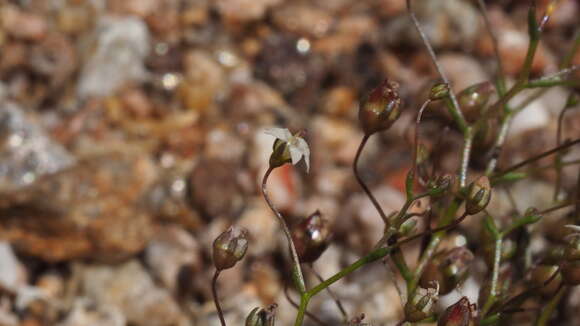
[0,5,47,41]
[272,3,333,38]
[178,50,225,114]
[78,16,150,98]
[215,0,281,23]
[0,102,75,193]
[58,299,126,326]
[0,242,27,292]
[383,0,481,49]
[144,225,201,292]
[79,261,184,326]
[438,54,489,92]
[0,154,156,262]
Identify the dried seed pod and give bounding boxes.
[213,226,249,271]
[358,79,402,135]
[457,81,495,122]
[438,297,476,326]
[529,264,562,297]
[465,176,491,215]
[245,304,277,326]
[291,210,331,263]
[404,283,439,322]
[420,247,474,295]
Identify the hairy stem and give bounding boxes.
[262,167,306,293]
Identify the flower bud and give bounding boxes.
[429,83,450,101]
[438,297,476,326]
[465,176,491,215]
[428,174,454,198]
[405,283,439,322]
[269,138,293,170]
[457,81,495,122]
[213,226,249,271]
[420,247,474,295]
[529,264,562,297]
[358,79,402,135]
[245,304,277,326]
[292,210,331,263]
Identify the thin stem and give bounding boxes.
[294,294,311,326]
[310,265,349,321]
[413,99,433,179]
[408,200,465,295]
[494,138,580,178]
[284,284,328,326]
[212,270,226,326]
[534,285,567,326]
[539,199,580,215]
[406,0,466,132]
[262,167,306,293]
[477,0,506,94]
[459,127,474,188]
[553,102,576,200]
[481,216,503,316]
[353,134,390,225]
[485,112,513,176]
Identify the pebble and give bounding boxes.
[78,16,150,98]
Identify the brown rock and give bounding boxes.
[0,154,157,262]
[0,5,47,41]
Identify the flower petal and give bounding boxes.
[295,137,310,172]
[264,127,292,141]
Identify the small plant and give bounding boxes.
[211,0,580,325]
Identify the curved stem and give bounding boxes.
[212,270,226,326]
[353,134,389,225]
[406,0,465,131]
[310,264,349,321]
[262,167,306,293]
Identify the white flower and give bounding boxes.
[264,127,310,172]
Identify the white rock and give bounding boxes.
[78,16,149,98]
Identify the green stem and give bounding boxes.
[459,127,474,187]
[262,167,306,293]
[482,215,502,317]
[534,285,567,326]
[294,294,311,326]
[310,265,349,321]
[408,199,462,295]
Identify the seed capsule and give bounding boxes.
[465,176,491,215]
[291,210,331,263]
[420,247,474,295]
[529,264,562,296]
[358,79,402,135]
[213,226,249,271]
[245,304,277,326]
[457,81,495,122]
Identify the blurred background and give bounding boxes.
[0,0,579,325]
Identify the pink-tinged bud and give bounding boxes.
[358,79,402,135]
[292,210,331,263]
[438,297,476,326]
[213,226,249,271]
[465,176,491,215]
